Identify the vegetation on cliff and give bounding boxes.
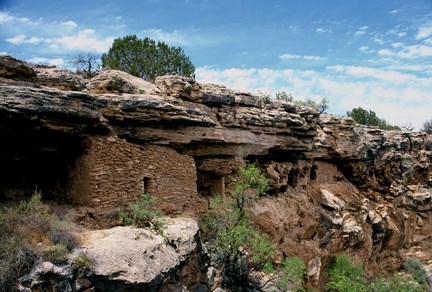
[325,254,430,291]
[347,107,400,130]
[118,192,165,231]
[101,34,195,81]
[0,190,83,291]
[202,164,307,291]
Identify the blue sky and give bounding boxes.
[1,0,431,129]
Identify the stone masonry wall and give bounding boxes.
[68,136,207,219]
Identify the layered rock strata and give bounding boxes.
[1,56,431,285]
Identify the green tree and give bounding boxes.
[421,118,432,134]
[101,35,195,81]
[347,107,400,130]
[202,164,276,290]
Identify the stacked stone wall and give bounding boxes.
[68,136,206,218]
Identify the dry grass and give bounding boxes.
[0,190,82,291]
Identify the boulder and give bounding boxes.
[35,65,86,91]
[155,75,202,102]
[0,55,36,81]
[321,189,345,211]
[82,218,199,290]
[86,70,161,94]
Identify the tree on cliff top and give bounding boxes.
[347,107,400,130]
[101,35,195,81]
[421,119,432,134]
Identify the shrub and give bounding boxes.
[402,258,431,286]
[44,244,68,265]
[263,256,307,291]
[202,163,276,290]
[347,107,400,130]
[119,193,165,231]
[325,254,366,292]
[0,235,37,291]
[0,189,79,290]
[369,273,425,292]
[72,252,93,277]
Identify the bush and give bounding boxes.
[347,107,400,130]
[325,254,366,292]
[325,255,429,291]
[72,252,93,277]
[44,244,68,265]
[369,273,425,292]
[263,256,306,291]
[202,163,277,290]
[119,193,165,231]
[0,189,79,290]
[402,258,431,286]
[0,236,37,291]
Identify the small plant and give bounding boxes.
[119,193,165,230]
[325,254,366,292]
[275,91,294,102]
[44,244,68,265]
[369,273,425,292]
[72,252,93,277]
[402,258,431,286]
[263,256,306,291]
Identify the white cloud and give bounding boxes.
[280,53,327,61]
[355,25,368,36]
[142,29,188,45]
[378,44,432,59]
[358,46,374,53]
[55,29,115,53]
[6,34,43,45]
[28,57,64,66]
[0,11,14,24]
[391,42,404,48]
[61,20,78,28]
[28,37,43,44]
[195,65,432,129]
[372,37,385,45]
[279,53,301,59]
[316,27,331,33]
[327,65,417,83]
[416,21,432,40]
[6,34,27,44]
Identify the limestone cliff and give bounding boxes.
[1,56,431,289]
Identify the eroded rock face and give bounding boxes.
[1,56,431,287]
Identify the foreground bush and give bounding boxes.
[0,190,79,291]
[119,193,165,231]
[326,254,366,292]
[201,164,307,290]
[325,254,430,292]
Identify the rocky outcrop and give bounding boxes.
[87,70,161,95]
[1,56,431,288]
[34,65,86,91]
[19,217,207,291]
